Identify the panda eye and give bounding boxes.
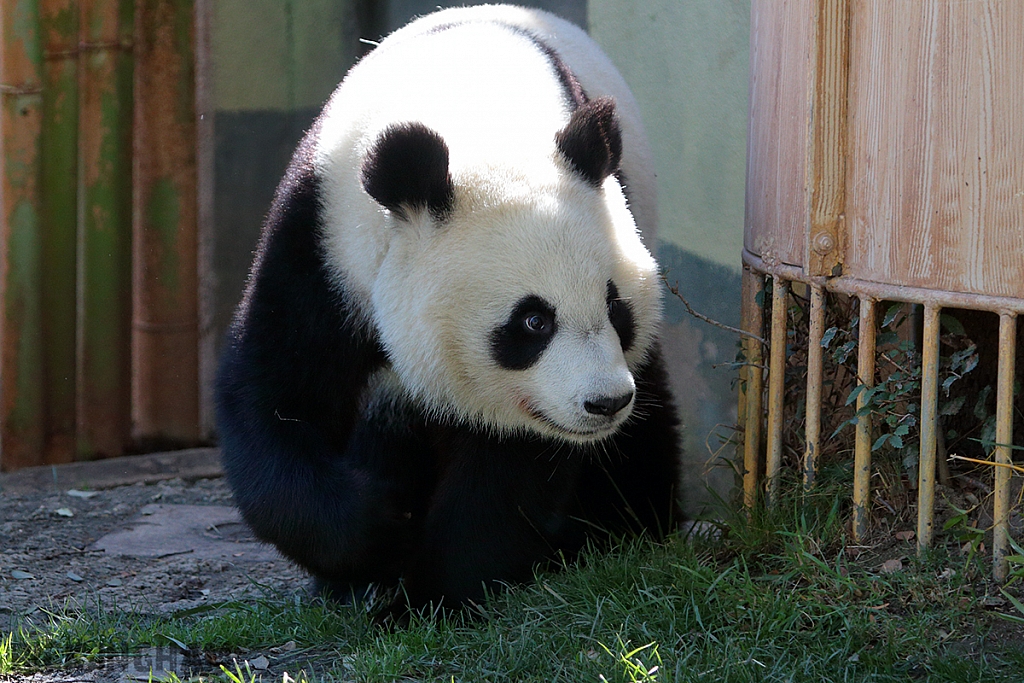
[491,295,557,370]
[522,312,552,334]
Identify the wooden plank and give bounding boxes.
[0,0,46,471]
[805,0,850,276]
[846,0,1024,299]
[745,0,815,268]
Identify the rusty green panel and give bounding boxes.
[3,199,45,453]
[133,0,199,443]
[76,0,134,459]
[146,178,182,294]
[39,0,79,463]
[1,0,46,470]
[171,0,196,124]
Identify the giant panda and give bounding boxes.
[215,4,681,613]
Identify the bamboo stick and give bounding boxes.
[992,313,1017,580]
[741,267,764,509]
[852,297,876,541]
[0,0,46,470]
[765,276,789,506]
[917,305,941,552]
[803,284,825,490]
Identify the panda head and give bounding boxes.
[359,98,661,444]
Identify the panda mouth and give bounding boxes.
[520,398,619,440]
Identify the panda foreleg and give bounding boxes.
[396,428,586,610]
[216,150,435,592]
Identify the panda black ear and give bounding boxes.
[360,122,455,220]
[555,97,623,186]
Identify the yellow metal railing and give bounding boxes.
[740,249,1022,581]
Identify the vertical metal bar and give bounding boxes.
[852,297,877,541]
[917,305,941,552]
[0,0,46,471]
[132,0,199,446]
[77,0,134,459]
[765,276,789,506]
[741,267,764,509]
[737,269,751,474]
[992,313,1017,580]
[39,0,78,464]
[804,284,825,490]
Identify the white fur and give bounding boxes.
[314,6,661,443]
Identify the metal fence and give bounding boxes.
[738,254,1022,581]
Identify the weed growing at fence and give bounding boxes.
[757,281,1023,538]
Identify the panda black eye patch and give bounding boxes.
[491,295,557,370]
[606,280,635,352]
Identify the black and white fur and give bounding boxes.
[216,5,681,612]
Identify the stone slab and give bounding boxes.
[91,504,281,563]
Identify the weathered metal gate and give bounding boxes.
[0,0,199,470]
[742,0,1023,579]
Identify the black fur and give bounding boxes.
[606,280,636,352]
[217,128,681,614]
[360,122,455,221]
[503,23,588,109]
[555,97,623,186]
[490,295,558,371]
[217,21,680,618]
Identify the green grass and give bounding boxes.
[4,486,1023,682]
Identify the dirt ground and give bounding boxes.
[0,452,311,681]
[1,476,307,625]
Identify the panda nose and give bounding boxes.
[584,391,634,416]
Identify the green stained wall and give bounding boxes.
[591,1,750,512]
[590,0,749,270]
[212,0,354,112]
